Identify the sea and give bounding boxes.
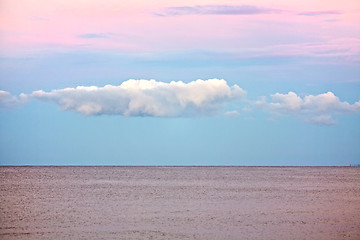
[0,166,359,240]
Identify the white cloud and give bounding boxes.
[305,115,337,126]
[31,79,246,117]
[225,110,240,117]
[2,80,359,125]
[0,90,27,108]
[255,91,360,125]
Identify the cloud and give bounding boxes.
[305,115,337,126]
[246,38,360,59]
[225,110,240,117]
[156,5,281,16]
[255,91,360,125]
[77,33,110,39]
[157,5,342,18]
[0,90,27,108]
[3,80,359,125]
[324,19,339,22]
[298,10,342,16]
[30,79,246,117]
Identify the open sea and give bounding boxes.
[0,166,359,239]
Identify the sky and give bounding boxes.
[0,0,359,166]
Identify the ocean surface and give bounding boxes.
[0,166,359,240]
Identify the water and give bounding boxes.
[1,166,359,239]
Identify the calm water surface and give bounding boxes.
[0,167,359,239]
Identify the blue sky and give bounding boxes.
[0,0,359,166]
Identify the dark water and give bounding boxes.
[0,167,359,239]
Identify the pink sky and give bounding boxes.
[0,0,359,57]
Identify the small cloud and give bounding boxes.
[254,91,360,125]
[156,5,282,16]
[298,10,342,16]
[324,19,339,22]
[0,90,27,109]
[77,33,110,39]
[305,115,337,126]
[225,110,240,117]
